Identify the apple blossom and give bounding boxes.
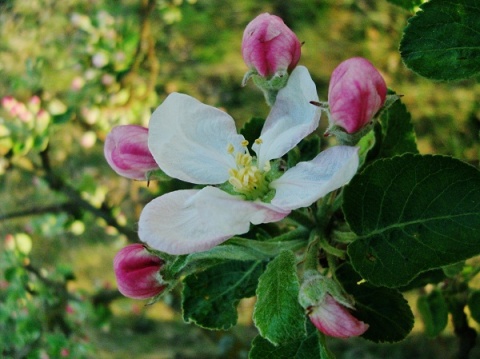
[242,13,301,79]
[327,57,387,135]
[113,243,166,300]
[138,66,359,255]
[104,125,159,180]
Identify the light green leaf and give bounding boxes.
[344,154,480,287]
[336,264,414,343]
[253,250,306,345]
[400,0,480,80]
[185,236,306,263]
[182,260,264,330]
[417,289,448,337]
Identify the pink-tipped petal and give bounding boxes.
[148,93,245,185]
[270,146,359,210]
[309,294,369,338]
[138,187,289,255]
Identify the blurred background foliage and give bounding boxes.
[0,0,479,358]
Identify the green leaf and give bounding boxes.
[387,0,423,11]
[344,154,480,287]
[336,263,414,343]
[185,236,306,263]
[400,0,480,80]
[253,250,306,345]
[249,322,332,359]
[182,260,265,330]
[417,289,448,337]
[468,290,480,324]
[367,94,418,162]
[397,269,446,292]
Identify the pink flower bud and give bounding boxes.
[113,243,166,300]
[307,294,369,338]
[328,57,387,134]
[242,13,301,78]
[104,125,159,180]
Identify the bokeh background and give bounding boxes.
[1,0,479,358]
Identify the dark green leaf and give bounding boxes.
[249,322,331,359]
[387,0,423,11]
[398,269,446,292]
[400,0,480,80]
[182,260,265,330]
[241,117,264,149]
[417,289,448,337]
[297,136,321,163]
[336,264,414,343]
[344,154,480,287]
[367,94,417,162]
[468,290,480,324]
[253,250,306,345]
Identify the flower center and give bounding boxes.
[227,139,271,200]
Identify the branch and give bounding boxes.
[39,147,137,241]
[0,202,75,221]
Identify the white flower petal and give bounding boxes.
[253,66,320,168]
[138,187,290,255]
[148,93,245,184]
[270,146,359,210]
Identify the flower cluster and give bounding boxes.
[105,12,391,340]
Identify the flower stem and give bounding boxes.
[288,210,315,229]
[265,226,309,242]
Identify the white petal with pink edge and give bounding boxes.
[252,66,320,169]
[270,146,359,210]
[138,186,290,255]
[148,93,245,185]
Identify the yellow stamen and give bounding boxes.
[226,141,272,199]
[255,138,263,145]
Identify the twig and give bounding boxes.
[38,147,137,241]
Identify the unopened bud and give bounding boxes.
[327,57,387,141]
[241,13,301,104]
[104,125,159,180]
[113,243,166,300]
